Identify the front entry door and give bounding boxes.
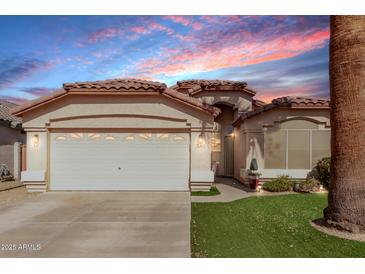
[224,136,234,176]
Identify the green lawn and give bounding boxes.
[191,186,221,196]
[191,193,365,257]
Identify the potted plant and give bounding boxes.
[0,164,13,182]
[248,158,261,190]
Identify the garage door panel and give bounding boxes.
[50,133,189,191]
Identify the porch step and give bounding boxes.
[24,182,47,193]
[191,182,212,186]
[191,182,212,192]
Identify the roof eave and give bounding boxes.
[11,90,67,117]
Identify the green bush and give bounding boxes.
[262,175,293,192]
[307,157,330,189]
[299,178,321,193]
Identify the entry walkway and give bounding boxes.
[191,177,251,202]
[191,177,297,203]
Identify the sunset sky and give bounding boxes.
[0,15,329,104]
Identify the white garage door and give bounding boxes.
[50,132,190,191]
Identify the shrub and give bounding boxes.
[307,157,330,189]
[299,178,321,193]
[263,175,293,192]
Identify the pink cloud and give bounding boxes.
[127,22,175,41]
[80,16,214,47]
[165,15,203,31]
[257,84,326,103]
[85,20,176,44]
[165,15,191,26]
[192,22,203,31]
[134,28,330,77]
[20,87,56,97]
[131,26,149,34]
[150,22,175,35]
[87,28,120,43]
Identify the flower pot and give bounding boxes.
[248,175,260,190]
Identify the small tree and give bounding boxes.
[249,158,258,173]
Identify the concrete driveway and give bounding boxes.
[0,191,191,258]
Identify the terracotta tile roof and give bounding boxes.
[172,79,256,96]
[271,96,330,108]
[233,96,330,127]
[176,79,248,88]
[0,100,22,127]
[12,79,220,117]
[63,78,167,91]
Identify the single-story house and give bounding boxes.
[0,100,26,179]
[12,79,330,192]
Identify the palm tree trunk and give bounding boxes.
[324,16,365,232]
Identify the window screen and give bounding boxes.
[312,130,331,167]
[265,130,286,169]
[288,131,310,169]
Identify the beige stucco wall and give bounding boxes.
[193,91,253,115]
[191,131,213,181]
[21,94,215,185]
[26,131,47,171]
[49,117,190,129]
[233,126,244,179]
[240,108,330,130]
[23,95,211,128]
[234,108,331,183]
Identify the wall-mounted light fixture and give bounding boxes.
[32,134,39,148]
[197,136,206,148]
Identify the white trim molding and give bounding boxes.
[21,170,46,182]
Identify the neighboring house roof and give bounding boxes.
[0,100,23,128]
[171,79,257,97]
[232,96,330,127]
[12,79,221,117]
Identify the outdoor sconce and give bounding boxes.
[197,136,206,148]
[32,134,39,148]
